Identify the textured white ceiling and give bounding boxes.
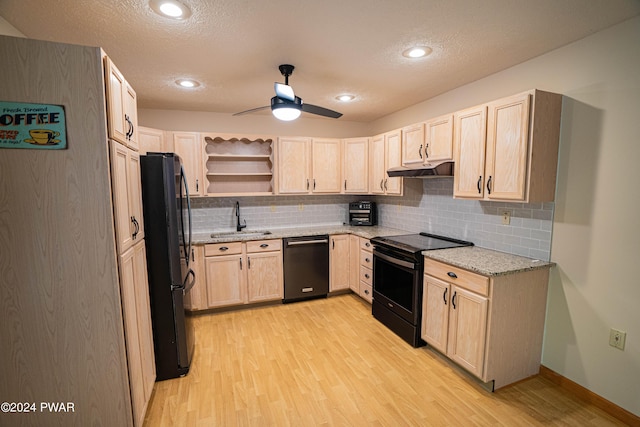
[1,0,639,122]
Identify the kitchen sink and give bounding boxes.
[210,230,273,239]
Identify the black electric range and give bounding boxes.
[369,232,473,347]
[371,232,473,259]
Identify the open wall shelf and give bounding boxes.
[203,135,275,195]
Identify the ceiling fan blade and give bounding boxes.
[232,105,270,116]
[301,103,343,119]
[274,82,295,101]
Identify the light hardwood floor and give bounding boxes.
[144,294,624,426]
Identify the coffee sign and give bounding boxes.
[0,101,67,150]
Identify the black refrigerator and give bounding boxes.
[140,152,195,380]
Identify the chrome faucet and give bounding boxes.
[236,201,247,232]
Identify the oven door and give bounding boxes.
[373,248,421,325]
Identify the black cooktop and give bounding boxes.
[371,232,473,254]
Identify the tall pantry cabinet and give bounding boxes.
[0,35,151,427]
[104,55,156,425]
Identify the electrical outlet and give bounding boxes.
[298,203,304,211]
[609,328,626,350]
[501,210,511,225]
[270,205,276,212]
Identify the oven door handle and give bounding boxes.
[374,251,415,269]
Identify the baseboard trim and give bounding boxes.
[539,365,640,426]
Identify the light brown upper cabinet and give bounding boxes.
[342,137,369,194]
[370,129,403,195]
[402,115,454,167]
[453,90,562,202]
[278,136,312,194]
[278,137,341,194]
[172,132,203,197]
[312,138,342,193]
[402,122,426,166]
[138,126,165,155]
[105,57,138,150]
[425,114,454,161]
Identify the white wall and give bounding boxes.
[0,15,24,37]
[372,17,640,416]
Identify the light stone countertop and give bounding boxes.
[191,224,405,244]
[192,225,554,277]
[422,246,555,277]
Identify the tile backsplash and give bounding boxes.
[190,178,554,261]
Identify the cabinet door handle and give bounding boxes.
[306,179,309,190]
[191,249,195,262]
[131,216,139,239]
[239,257,243,270]
[332,240,335,249]
[365,257,370,263]
[443,287,448,305]
[247,256,251,269]
[380,179,384,190]
[364,273,370,279]
[425,143,429,159]
[452,291,457,309]
[196,178,199,192]
[219,246,229,251]
[259,243,269,248]
[418,144,423,159]
[364,289,370,295]
[477,176,482,194]
[365,242,371,248]
[313,179,316,190]
[487,175,492,194]
[384,179,388,191]
[344,180,347,190]
[447,272,458,279]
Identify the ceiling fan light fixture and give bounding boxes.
[272,106,301,121]
[402,46,432,59]
[149,0,192,19]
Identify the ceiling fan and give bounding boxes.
[233,64,343,121]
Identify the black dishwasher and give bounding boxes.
[282,235,329,303]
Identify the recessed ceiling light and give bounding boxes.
[176,79,200,88]
[336,94,355,102]
[149,0,192,19]
[402,46,432,59]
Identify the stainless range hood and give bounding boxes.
[386,160,454,178]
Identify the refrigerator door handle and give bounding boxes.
[182,268,196,293]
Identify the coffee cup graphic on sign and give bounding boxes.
[26,129,61,145]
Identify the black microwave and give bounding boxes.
[349,201,377,226]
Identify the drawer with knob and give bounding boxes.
[246,239,282,253]
[360,265,372,286]
[359,283,373,303]
[360,249,373,268]
[205,242,243,256]
[424,258,489,296]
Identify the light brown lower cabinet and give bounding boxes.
[118,241,155,427]
[421,258,550,389]
[330,234,351,291]
[186,240,283,310]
